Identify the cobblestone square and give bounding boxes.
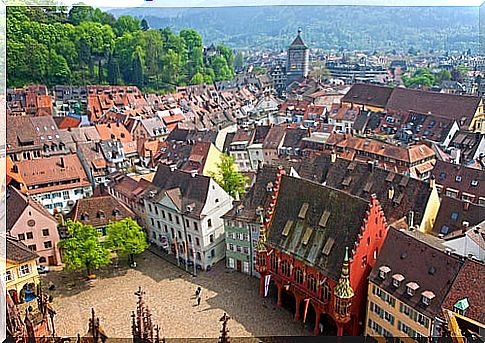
[43,252,311,339]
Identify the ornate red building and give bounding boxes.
[256,167,389,336]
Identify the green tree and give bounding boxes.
[210,154,248,198]
[190,72,204,85]
[435,69,451,84]
[107,53,120,85]
[59,220,110,276]
[48,49,71,84]
[105,218,147,266]
[132,46,144,87]
[114,15,140,36]
[234,51,244,71]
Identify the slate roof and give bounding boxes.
[386,88,481,126]
[370,228,464,319]
[432,160,484,202]
[289,30,307,48]
[432,196,484,237]
[6,235,39,264]
[281,128,309,148]
[324,158,432,225]
[70,194,135,228]
[341,84,394,108]
[267,175,369,280]
[144,164,211,218]
[253,126,271,144]
[442,259,484,323]
[166,128,218,144]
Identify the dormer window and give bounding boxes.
[421,291,435,306]
[453,298,469,315]
[392,274,404,288]
[378,265,391,279]
[97,210,105,219]
[455,176,462,182]
[406,282,420,296]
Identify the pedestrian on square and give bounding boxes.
[195,286,201,297]
[196,294,201,306]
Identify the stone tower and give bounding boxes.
[286,29,309,85]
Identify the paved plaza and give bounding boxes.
[43,252,311,339]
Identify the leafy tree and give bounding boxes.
[132,46,144,87]
[234,51,244,71]
[48,49,71,84]
[59,220,110,276]
[435,69,451,84]
[107,53,120,85]
[190,72,204,85]
[105,218,147,266]
[403,67,435,88]
[114,15,140,36]
[210,154,248,198]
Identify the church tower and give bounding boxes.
[286,29,309,85]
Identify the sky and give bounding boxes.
[60,0,483,8]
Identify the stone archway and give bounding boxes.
[280,288,297,316]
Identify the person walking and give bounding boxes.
[195,286,201,297]
[196,294,201,306]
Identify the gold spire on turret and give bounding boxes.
[334,247,354,299]
[256,213,267,253]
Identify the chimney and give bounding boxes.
[407,211,414,229]
[388,186,395,200]
[463,201,469,211]
[462,221,470,233]
[190,170,198,177]
[429,175,436,189]
[169,165,177,172]
[59,156,65,168]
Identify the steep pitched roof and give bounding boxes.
[370,228,464,319]
[70,194,135,228]
[6,235,39,264]
[6,186,55,232]
[289,30,307,48]
[432,196,483,237]
[442,259,484,323]
[341,84,394,108]
[387,88,481,126]
[145,164,212,217]
[267,175,369,280]
[432,160,484,201]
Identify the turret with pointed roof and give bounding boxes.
[286,29,309,85]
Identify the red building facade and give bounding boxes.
[256,167,389,336]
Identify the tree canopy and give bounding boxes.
[105,218,148,260]
[58,220,111,275]
[210,154,248,198]
[7,6,235,91]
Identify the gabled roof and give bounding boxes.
[267,175,369,280]
[145,164,212,217]
[432,196,483,237]
[432,160,484,201]
[6,186,56,232]
[341,84,394,108]
[70,194,135,228]
[289,30,307,48]
[6,235,39,264]
[370,228,463,319]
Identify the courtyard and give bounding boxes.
[42,251,312,339]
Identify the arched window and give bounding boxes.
[281,260,291,277]
[307,274,317,293]
[39,256,47,263]
[270,253,279,272]
[321,282,331,303]
[295,267,304,284]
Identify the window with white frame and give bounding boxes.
[228,258,235,269]
[243,262,249,273]
[18,264,31,276]
[4,270,14,282]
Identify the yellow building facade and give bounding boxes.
[3,236,41,305]
[366,282,433,339]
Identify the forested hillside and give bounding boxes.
[7,6,234,91]
[111,5,479,52]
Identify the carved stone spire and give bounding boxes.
[334,247,354,299]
